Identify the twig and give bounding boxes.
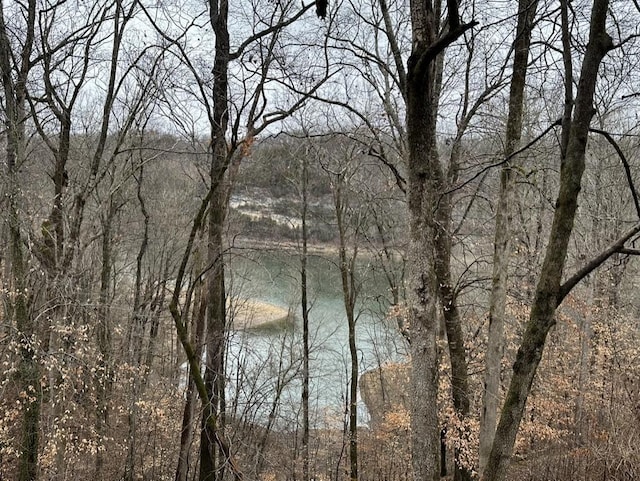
[589,127,640,219]
[444,118,561,196]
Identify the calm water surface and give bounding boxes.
[225,248,408,428]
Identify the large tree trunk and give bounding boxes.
[0,3,39,479]
[405,1,474,479]
[479,0,539,473]
[406,0,442,474]
[481,2,613,479]
[200,188,228,481]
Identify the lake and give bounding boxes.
[224,246,408,429]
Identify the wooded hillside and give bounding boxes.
[1,1,639,481]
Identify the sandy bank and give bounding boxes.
[230,299,292,330]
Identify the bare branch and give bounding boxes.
[446,0,460,30]
[412,21,478,80]
[367,146,407,193]
[286,89,406,192]
[378,0,407,96]
[613,33,640,49]
[229,3,314,60]
[589,127,640,219]
[619,248,640,255]
[558,223,640,304]
[444,118,562,196]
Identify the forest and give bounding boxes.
[0,0,639,480]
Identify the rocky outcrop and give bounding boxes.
[359,362,410,428]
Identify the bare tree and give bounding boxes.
[0,2,38,479]
[325,143,367,481]
[480,1,640,479]
[479,0,540,473]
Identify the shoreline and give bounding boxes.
[230,236,340,256]
[229,298,293,330]
[230,236,406,261]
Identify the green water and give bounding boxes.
[225,247,408,427]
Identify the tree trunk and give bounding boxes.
[406,15,443,476]
[300,150,311,481]
[199,1,231,480]
[168,186,243,481]
[332,171,359,481]
[96,199,116,477]
[201,187,228,481]
[405,2,473,479]
[0,3,39,479]
[346,258,358,481]
[123,156,151,481]
[433,216,470,481]
[481,2,613,479]
[176,277,207,481]
[479,0,539,473]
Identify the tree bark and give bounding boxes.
[168,186,244,481]
[201,188,228,481]
[405,1,474,479]
[200,2,231,479]
[405,2,442,478]
[433,210,470,481]
[406,58,441,479]
[481,2,613,479]
[479,0,539,473]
